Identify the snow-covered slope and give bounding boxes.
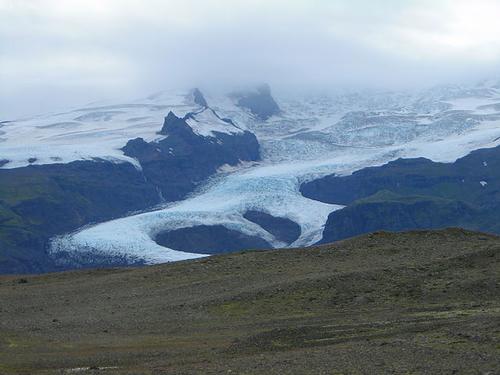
[0,91,201,169]
[5,82,500,265]
[184,107,245,137]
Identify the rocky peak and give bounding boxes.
[159,111,189,135]
[192,88,208,108]
[233,84,280,121]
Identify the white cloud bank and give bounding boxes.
[1,0,500,118]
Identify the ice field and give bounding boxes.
[3,85,500,263]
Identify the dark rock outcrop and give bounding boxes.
[0,160,159,273]
[319,194,480,244]
[301,145,500,244]
[155,225,272,254]
[243,210,301,244]
[125,109,260,201]
[192,88,208,108]
[233,84,280,120]
[158,111,187,135]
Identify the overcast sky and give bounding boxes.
[2,0,500,119]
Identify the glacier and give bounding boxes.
[3,83,500,264]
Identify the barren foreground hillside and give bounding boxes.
[1,229,499,374]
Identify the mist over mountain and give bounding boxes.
[2,0,500,119]
[1,2,500,374]
[1,0,500,270]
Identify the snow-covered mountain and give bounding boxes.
[2,82,500,271]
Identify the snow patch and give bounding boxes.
[0,91,199,169]
[185,108,245,137]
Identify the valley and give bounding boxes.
[2,84,500,271]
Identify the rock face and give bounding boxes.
[124,109,260,201]
[300,145,500,244]
[243,210,301,244]
[0,106,261,274]
[319,193,480,244]
[192,88,208,108]
[154,225,272,254]
[158,111,187,135]
[0,161,159,273]
[234,84,280,120]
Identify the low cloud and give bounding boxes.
[1,0,500,118]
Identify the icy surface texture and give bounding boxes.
[7,83,498,263]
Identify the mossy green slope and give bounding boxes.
[0,161,159,273]
[301,145,500,243]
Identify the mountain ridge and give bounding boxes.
[0,94,261,273]
[2,82,500,273]
[300,144,500,243]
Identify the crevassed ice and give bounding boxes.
[38,86,500,263]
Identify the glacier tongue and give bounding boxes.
[45,84,500,264]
